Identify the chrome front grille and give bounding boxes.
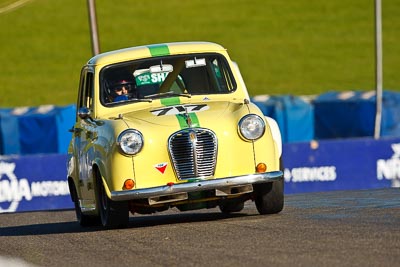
[168,128,217,180]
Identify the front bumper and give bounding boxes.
[111,171,283,201]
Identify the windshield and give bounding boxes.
[100,53,236,106]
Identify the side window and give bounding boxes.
[85,72,94,109]
[211,58,235,92]
[77,68,94,110]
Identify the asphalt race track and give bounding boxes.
[0,188,399,267]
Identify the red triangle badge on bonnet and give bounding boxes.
[154,163,167,174]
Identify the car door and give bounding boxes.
[73,67,96,208]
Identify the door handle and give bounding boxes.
[69,127,83,134]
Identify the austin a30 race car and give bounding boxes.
[67,41,284,228]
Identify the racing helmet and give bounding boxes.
[113,79,132,92]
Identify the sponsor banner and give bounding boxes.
[0,154,72,213]
[1,137,400,213]
[282,137,400,194]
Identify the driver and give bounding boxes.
[113,80,131,102]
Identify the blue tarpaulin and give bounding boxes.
[0,105,75,155]
[252,95,314,143]
[1,91,400,155]
[314,90,400,139]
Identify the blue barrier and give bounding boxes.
[1,137,399,213]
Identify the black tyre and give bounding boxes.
[254,179,284,214]
[219,199,245,214]
[254,156,284,214]
[96,174,129,228]
[70,182,100,227]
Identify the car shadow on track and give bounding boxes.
[0,211,252,237]
[0,221,94,236]
[127,211,250,229]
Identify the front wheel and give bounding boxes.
[96,174,129,228]
[69,181,100,227]
[254,179,284,215]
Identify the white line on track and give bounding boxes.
[0,0,33,14]
[0,256,38,267]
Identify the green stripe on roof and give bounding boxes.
[160,97,180,106]
[148,44,170,57]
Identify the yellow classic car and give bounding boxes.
[67,41,284,228]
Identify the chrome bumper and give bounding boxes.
[111,171,283,201]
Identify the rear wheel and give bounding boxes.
[219,199,245,214]
[95,172,129,228]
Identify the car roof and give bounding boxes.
[87,41,227,66]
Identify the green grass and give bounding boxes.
[0,0,399,107]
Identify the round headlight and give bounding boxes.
[117,129,144,155]
[238,114,265,141]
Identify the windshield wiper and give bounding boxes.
[144,91,192,99]
[106,98,152,106]
[125,98,153,103]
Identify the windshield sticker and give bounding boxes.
[135,72,168,86]
[151,104,209,116]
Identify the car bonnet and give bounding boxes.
[119,100,247,129]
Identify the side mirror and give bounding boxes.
[78,107,91,120]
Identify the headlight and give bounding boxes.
[238,114,265,141]
[117,129,144,155]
